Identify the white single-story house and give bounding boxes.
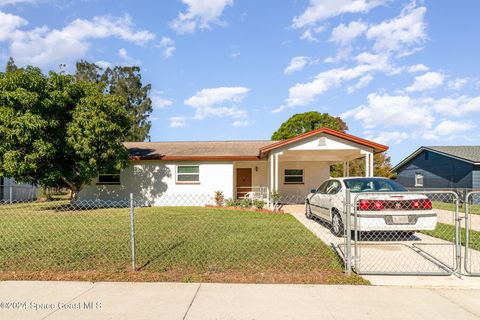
[77,128,388,205]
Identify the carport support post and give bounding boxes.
[345,189,352,276]
[130,193,136,271]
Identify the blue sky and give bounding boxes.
[1,0,479,164]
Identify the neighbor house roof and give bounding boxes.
[126,127,388,161]
[392,146,480,172]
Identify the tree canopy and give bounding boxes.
[75,60,153,142]
[0,64,131,198]
[271,111,393,178]
[271,111,348,140]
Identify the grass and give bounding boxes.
[0,202,366,284]
[421,222,480,251]
[432,201,480,215]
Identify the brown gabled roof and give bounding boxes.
[125,140,275,160]
[126,128,388,161]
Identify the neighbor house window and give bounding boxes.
[177,165,200,183]
[97,174,121,185]
[284,169,304,184]
[415,173,424,187]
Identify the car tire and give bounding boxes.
[305,201,313,219]
[331,210,344,237]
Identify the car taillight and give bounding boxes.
[423,199,432,210]
[373,200,384,211]
[358,199,370,210]
[412,199,421,210]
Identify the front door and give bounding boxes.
[236,168,252,198]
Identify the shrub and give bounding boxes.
[214,191,224,206]
[238,198,251,208]
[253,200,265,210]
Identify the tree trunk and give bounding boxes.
[61,177,81,202]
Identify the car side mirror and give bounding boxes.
[310,189,317,193]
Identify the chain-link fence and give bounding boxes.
[5,187,480,281]
[350,191,460,275]
[465,191,480,275]
[0,193,360,284]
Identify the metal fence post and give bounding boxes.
[9,185,13,204]
[345,189,352,276]
[130,193,136,271]
[455,196,462,277]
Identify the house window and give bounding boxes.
[97,174,121,185]
[177,165,200,183]
[284,169,304,184]
[415,173,424,187]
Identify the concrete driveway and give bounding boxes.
[283,205,480,286]
[1,281,480,320]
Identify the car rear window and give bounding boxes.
[344,178,407,193]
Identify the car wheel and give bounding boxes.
[331,211,344,237]
[305,201,313,219]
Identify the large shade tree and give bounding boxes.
[271,111,393,178]
[75,60,153,142]
[0,65,132,199]
[271,111,348,140]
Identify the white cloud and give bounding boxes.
[366,5,427,54]
[408,64,429,73]
[232,120,252,127]
[448,78,468,90]
[422,120,475,140]
[368,131,409,144]
[170,0,233,34]
[118,48,141,65]
[430,96,480,116]
[292,0,384,28]
[169,117,187,128]
[347,74,373,93]
[0,11,27,41]
[1,12,156,67]
[95,60,111,69]
[405,71,444,92]
[0,0,36,6]
[151,90,173,109]
[330,20,368,45]
[284,56,309,75]
[299,25,325,42]
[286,65,370,107]
[156,37,175,58]
[184,86,249,120]
[340,93,435,129]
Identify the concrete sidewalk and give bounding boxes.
[1,281,480,320]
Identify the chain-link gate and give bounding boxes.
[464,191,480,276]
[349,191,461,275]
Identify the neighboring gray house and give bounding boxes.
[393,146,480,189]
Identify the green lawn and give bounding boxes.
[432,201,480,215]
[421,222,480,252]
[0,202,365,284]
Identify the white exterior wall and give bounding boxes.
[277,161,330,197]
[77,161,234,206]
